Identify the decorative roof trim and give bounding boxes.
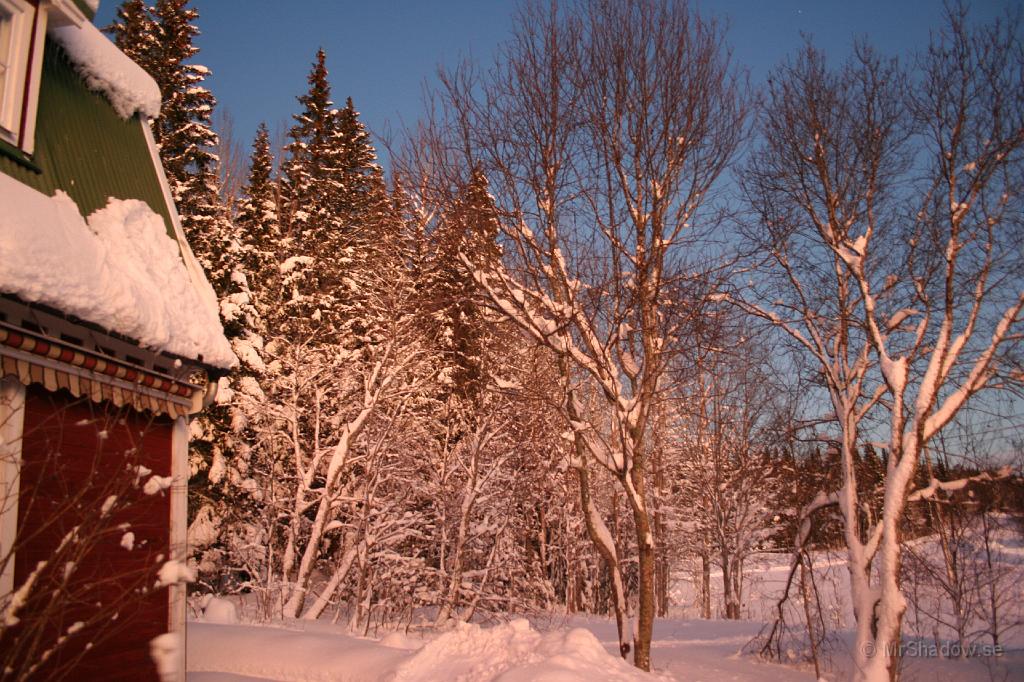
[0,322,206,418]
[0,294,230,379]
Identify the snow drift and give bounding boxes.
[187,619,655,682]
[393,619,651,681]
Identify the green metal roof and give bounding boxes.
[0,39,175,240]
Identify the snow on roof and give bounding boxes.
[49,21,161,120]
[0,173,236,369]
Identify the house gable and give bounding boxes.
[0,39,175,240]
[0,28,235,371]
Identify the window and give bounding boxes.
[0,0,40,152]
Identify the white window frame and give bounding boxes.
[0,375,26,602]
[0,0,45,154]
[168,416,188,682]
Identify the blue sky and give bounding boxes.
[96,0,1017,165]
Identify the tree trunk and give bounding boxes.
[300,537,359,621]
[732,557,743,619]
[631,501,655,671]
[576,464,630,660]
[799,556,822,680]
[624,460,655,671]
[651,410,669,617]
[700,551,712,619]
[721,549,739,619]
[980,512,1001,647]
[655,544,669,618]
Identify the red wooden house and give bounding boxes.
[0,1,234,679]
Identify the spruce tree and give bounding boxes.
[334,97,389,225]
[106,0,158,66]
[424,169,503,403]
[330,98,401,344]
[185,132,277,590]
[279,51,401,345]
[235,123,281,320]
[152,0,220,245]
[107,0,221,262]
[277,49,345,339]
[390,175,428,286]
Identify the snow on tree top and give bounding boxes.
[0,173,236,369]
[49,21,161,120]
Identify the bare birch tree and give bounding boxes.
[403,0,746,669]
[731,7,1024,680]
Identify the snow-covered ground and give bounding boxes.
[186,616,807,682]
[188,616,661,682]
[186,612,1024,681]
[186,531,1024,681]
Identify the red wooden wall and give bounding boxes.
[10,385,173,680]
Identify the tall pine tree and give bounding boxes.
[280,49,339,241]
[278,50,400,345]
[183,128,279,587]
[334,97,390,228]
[108,0,221,264]
[152,0,220,248]
[106,0,158,66]
[276,50,343,340]
[330,97,402,345]
[235,122,281,320]
[424,169,503,403]
[390,175,429,287]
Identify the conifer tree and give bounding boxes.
[152,0,220,245]
[280,49,338,240]
[235,123,281,321]
[390,175,429,287]
[279,51,400,345]
[331,98,403,346]
[277,49,347,339]
[106,0,158,66]
[334,97,389,227]
[424,169,503,402]
[185,130,278,590]
[107,0,221,261]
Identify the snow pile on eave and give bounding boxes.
[49,21,161,120]
[0,174,236,368]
